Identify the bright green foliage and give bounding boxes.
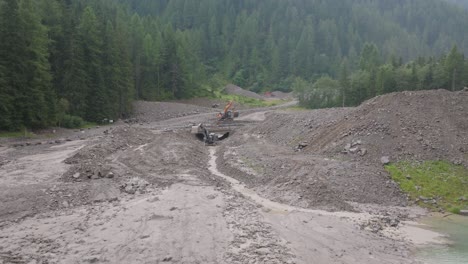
[386,161,468,213]
[293,76,340,108]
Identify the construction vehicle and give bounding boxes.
[191,124,230,145]
[217,101,239,122]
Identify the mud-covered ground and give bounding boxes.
[1,90,465,264]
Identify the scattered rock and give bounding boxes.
[294,142,308,152]
[206,194,217,200]
[360,216,400,233]
[121,177,150,195]
[349,147,359,154]
[359,148,368,156]
[380,156,391,165]
[124,185,136,194]
[162,256,173,262]
[83,257,99,263]
[351,139,362,147]
[344,143,351,152]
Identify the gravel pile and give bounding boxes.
[63,126,155,181]
[253,89,468,166]
[224,84,265,100]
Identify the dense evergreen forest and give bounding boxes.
[1,0,468,130]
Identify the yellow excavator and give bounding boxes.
[216,101,239,122]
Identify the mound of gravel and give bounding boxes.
[311,89,468,166]
[254,89,468,166]
[224,84,265,100]
[63,126,155,181]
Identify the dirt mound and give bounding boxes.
[224,84,264,100]
[307,89,468,166]
[132,101,216,123]
[253,89,468,166]
[63,126,155,181]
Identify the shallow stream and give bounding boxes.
[416,215,468,264]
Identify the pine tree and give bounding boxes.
[339,60,350,107]
[0,0,55,129]
[445,45,465,91]
[79,6,107,122]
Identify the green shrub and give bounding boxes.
[61,115,84,128]
[449,207,461,214]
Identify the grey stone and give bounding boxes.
[162,256,173,262]
[124,185,135,194]
[344,143,351,151]
[359,148,368,156]
[349,147,359,154]
[380,156,391,165]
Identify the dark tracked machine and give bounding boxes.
[191,101,240,145]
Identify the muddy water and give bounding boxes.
[416,215,468,264]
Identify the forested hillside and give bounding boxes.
[1,0,468,130]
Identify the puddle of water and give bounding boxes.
[416,215,468,264]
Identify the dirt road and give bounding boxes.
[1,93,461,264]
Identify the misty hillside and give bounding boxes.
[1,0,468,130]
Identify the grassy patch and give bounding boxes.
[0,130,36,138]
[284,106,308,111]
[213,92,281,107]
[80,122,98,129]
[385,161,468,213]
[240,157,265,175]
